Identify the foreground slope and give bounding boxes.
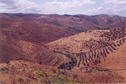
[0,60,124,84]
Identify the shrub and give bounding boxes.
[18,78,24,84]
[36,71,48,78]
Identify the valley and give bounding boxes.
[0,13,126,83]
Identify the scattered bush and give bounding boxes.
[36,71,48,78]
[18,78,24,84]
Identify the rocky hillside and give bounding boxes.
[0,13,126,83]
[47,28,126,81]
[0,13,126,66]
[48,28,126,69]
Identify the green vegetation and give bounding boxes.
[50,73,75,84]
[40,78,47,83]
[36,71,48,78]
[18,78,24,84]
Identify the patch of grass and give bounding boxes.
[51,73,65,83]
[40,78,47,83]
[27,74,37,81]
[36,71,48,78]
[50,73,76,84]
[18,77,24,84]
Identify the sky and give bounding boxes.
[0,0,126,16]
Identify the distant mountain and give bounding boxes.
[0,13,74,44]
[0,14,126,44]
[73,14,126,29]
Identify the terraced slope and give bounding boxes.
[48,28,126,70]
[48,30,107,53]
[0,40,126,83]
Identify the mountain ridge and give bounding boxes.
[0,13,126,83]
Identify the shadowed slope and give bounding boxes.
[0,33,63,66]
[0,14,74,44]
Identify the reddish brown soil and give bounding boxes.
[0,13,126,83]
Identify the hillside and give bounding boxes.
[47,28,126,81]
[0,29,126,83]
[48,30,108,53]
[1,13,126,65]
[0,14,75,44]
[1,13,126,35]
[0,13,126,45]
[102,40,126,79]
[0,13,126,83]
[0,32,63,66]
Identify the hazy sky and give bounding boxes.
[0,0,126,16]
